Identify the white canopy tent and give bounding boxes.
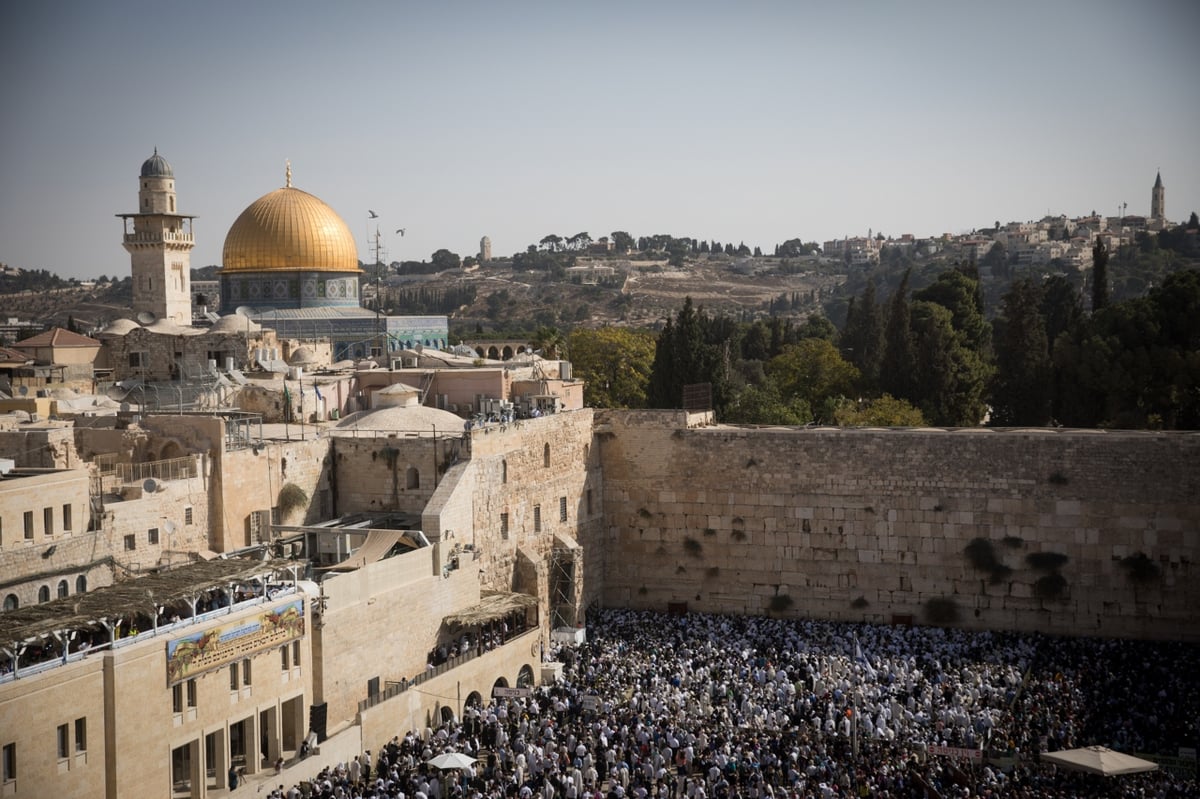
[1040,746,1159,776]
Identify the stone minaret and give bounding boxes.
[118,149,195,324]
[480,235,492,263]
[1151,171,1165,224]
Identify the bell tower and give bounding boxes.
[117,149,195,324]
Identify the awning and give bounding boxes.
[326,530,421,571]
[443,592,538,628]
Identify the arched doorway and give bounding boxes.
[439,706,455,725]
[464,691,483,709]
[517,665,535,688]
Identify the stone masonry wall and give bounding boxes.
[455,410,603,627]
[597,411,1200,641]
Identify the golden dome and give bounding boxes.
[222,186,360,273]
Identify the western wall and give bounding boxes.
[596,410,1200,641]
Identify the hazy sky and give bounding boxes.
[2,0,1197,281]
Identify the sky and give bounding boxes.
[1,0,1198,281]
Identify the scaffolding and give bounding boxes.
[549,545,580,629]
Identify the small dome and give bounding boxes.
[288,347,316,365]
[210,314,261,334]
[98,318,140,337]
[140,149,173,178]
[334,404,462,434]
[222,186,359,274]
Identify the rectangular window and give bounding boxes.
[500,512,509,540]
[148,528,159,545]
[292,641,301,667]
[3,742,15,781]
[184,507,193,525]
[229,664,239,691]
[74,718,86,753]
[533,505,542,533]
[186,679,197,708]
[57,724,69,759]
[62,504,72,532]
[559,496,568,523]
[124,534,135,551]
[24,511,34,540]
[242,658,252,686]
[44,508,54,537]
[281,647,290,672]
[129,352,145,368]
[172,684,184,713]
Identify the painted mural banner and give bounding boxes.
[166,599,305,685]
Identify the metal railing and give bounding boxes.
[96,454,200,485]
[356,627,538,714]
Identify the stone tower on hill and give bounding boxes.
[1151,170,1165,223]
[117,150,196,324]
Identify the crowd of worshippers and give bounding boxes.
[268,608,1199,799]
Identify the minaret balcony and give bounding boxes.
[123,231,194,245]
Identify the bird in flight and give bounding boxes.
[368,210,379,219]
[395,228,406,236]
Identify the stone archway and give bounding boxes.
[517,665,535,688]
[465,691,483,709]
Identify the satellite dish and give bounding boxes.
[17,385,28,396]
[414,343,423,354]
[235,306,255,318]
[163,521,177,535]
[143,478,159,494]
[136,311,157,325]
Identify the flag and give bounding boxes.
[314,385,323,401]
[854,636,877,680]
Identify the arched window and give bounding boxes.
[517,665,535,688]
[76,575,87,594]
[2,594,17,612]
[544,443,551,468]
[58,580,69,598]
[501,459,508,484]
[38,585,51,603]
[406,466,420,490]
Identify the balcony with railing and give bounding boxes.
[123,231,194,245]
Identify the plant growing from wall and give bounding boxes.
[1002,535,1024,549]
[1120,551,1161,584]
[277,483,309,519]
[1047,471,1069,485]
[703,527,717,537]
[1120,551,1162,608]
[682,537,703,557]
[1026,551,1069,572]
[637,507,652,519]
[730,529,747,542]
[963,537,1012,584]
[850,595,869,609]
[706,566,720,578]
[924,597,960,624]
[1033,573,1068,601]
[767,594,794,613]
